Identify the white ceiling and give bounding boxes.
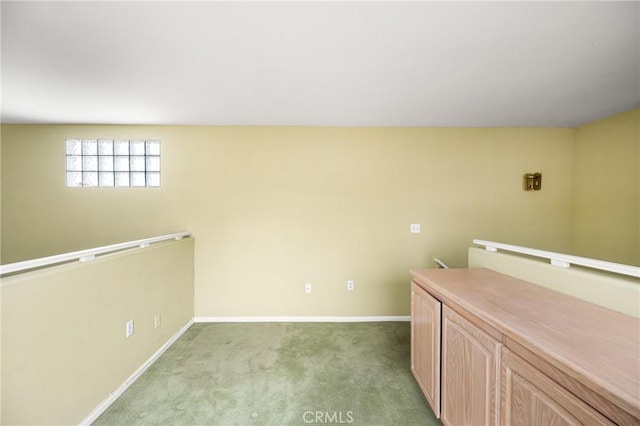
[1,1,639,127]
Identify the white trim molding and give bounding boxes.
[78,319,194,426]
[1,232,191,276]
[473,239,640,278]
[194,316,411,323]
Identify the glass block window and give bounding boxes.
[65,139,160,187]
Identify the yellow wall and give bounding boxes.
[1,238,194,425]
[0,127,3,422]
[0,125,574,317]
[572,109,640,265]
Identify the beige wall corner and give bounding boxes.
[572,108,640,265]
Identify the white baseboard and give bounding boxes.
[193,316,410,323]
[78,318,195,426]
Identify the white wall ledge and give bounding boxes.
[0,232,191,276]
[473,239,640,278]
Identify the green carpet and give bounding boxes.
[93,322,441,425]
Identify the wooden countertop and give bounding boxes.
[410,268,640,421]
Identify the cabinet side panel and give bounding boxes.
[411,282,441,418]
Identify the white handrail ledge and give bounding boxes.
[0,232,191,276]
[473,239,640,278]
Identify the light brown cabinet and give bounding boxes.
[501,347,612,425]
[410,287,501,426]
[410,282,441,418]
[441,306,501,426]
[410,268,639,426]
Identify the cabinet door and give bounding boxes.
[411,282,442,418]
[442,305,501,426]
[501,348,613,426]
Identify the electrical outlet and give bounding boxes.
[126,320,134,338]
[410,224,421,233]
[347,280,354,291]
[154,313,161,329]
[305,283,312,294]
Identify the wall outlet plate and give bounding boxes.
[347,280,354,291]
[305,283,312,294]
[410,224,421,233]
[126,320,134,337]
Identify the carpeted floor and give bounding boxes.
[94,322,441,425]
